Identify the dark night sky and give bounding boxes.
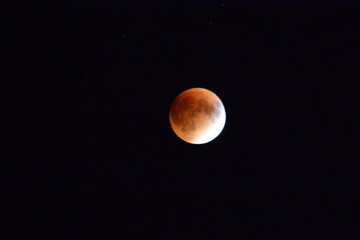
[4,1,360,239]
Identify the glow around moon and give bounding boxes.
[169,88,226,144]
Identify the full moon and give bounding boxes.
[169,88,226,144]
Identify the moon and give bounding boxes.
[169,88,226,144]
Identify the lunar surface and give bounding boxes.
[169,88,226,144]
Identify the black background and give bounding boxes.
[4,1,360,239]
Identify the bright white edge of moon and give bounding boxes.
[192,100,226,144]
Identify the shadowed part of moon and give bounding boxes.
[170,93,221,132]
[169,88,226,144]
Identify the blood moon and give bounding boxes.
[169,88,226,144]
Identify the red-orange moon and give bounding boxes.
[169,88,226,144]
